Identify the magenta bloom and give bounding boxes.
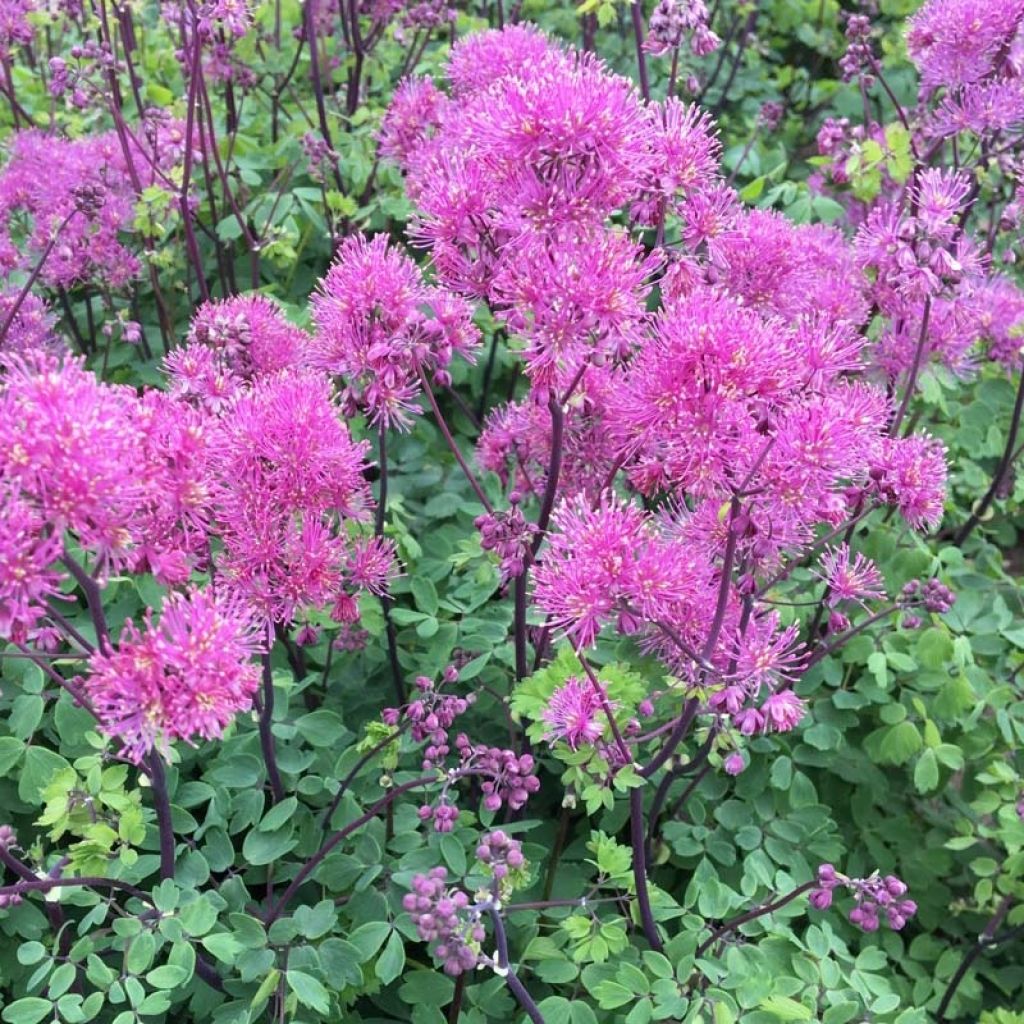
[378,76,448,167]
[445,24,566,97]
[187,295,311,380]
[533,497,691,647]
[907,0,1024,90]
[84,588,263,761]
[815,545,886,607]
[542,676,614,750]
[312,233,479,428]
[0,484,63,642]
[871,435,948,530]
[759,690,806,734]
[0,354,142,567]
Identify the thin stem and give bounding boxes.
[483,903,547,1024]
[640,700,699,779]
[13,644,94,710]
[890,296,932,436]
[418,366,494,513]
[805,603,901,668]
[629,787,663,951]
[376,425,406,704]
[629,1,650,102]
[529,396,565,560]
[695,881,815,957]
[60,555,111,652]
[0,209,78,343]
[265,773,439,924]
[935,895,1015,1022]
[146,754,176,880]
[513,575,529,683]
[665,760,712,821]
[259,653,286,804]
[319,720,409,831]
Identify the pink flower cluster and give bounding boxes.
[83,588,263,761]
[542,676,615,751]
[311,233,479,429]
[0,310,393,754]
[382,667,475,770]
[404,867,483,976]
[0,125,183,290]
[810,864,918,933]
[475,830,525,882]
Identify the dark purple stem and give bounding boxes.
[629,787,663,952]
[146,753,176,880]
[483,903,547,1024]
[265,773,439,924]
[259,653,286,804]
[695,880,815,957]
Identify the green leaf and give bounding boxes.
[0,737,24,776]
[878,721,923,765]
[145,965,188,989]
[399,971,454,1006]
[2,999,52,1024]
[375,930,405,985]
[350,921,391,961]
[242,825,297,865]
[914,748,939,792]
[201,933,244,964]
[18,747,73,804]
[17,942,46,965]
[411,577,439,616]
[258,797,298,833]
[592,981,633,1010]
[760,995,813,1021]
[251,968,280,1008]
[294,711,346,748]
[286,970,330,1014]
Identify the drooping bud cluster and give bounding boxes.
[839,13,876,83]
[382,667,474,770]
[899,577,956,630]
[455,736,540,813]
[403,867,484,976]
[476,500,539,580]
[475,830,525,881]
[810,864,917,932]
[645,0,720,57]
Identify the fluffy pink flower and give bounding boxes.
[728,614,806,693]
[645,99,720,198]
[872,435,948,530]
[907,0,1024,90]
[132,391,215,586]
[0,484,63,642]
[445,24,565,96]
[0,0,34,56]
[188,295,310,379]
[814,545,886,607]
[0,291,59,360]
[760,690,806,733]
[312,233,479,428]
[533,497,692,647]
[378,76,448,168]
[210,370,378,622]
[0,131,139,289]
[0,354,142,566]
[542,676,614,749]
[490,226,656,389]
[84,587,263,761]
[163,343,241,410]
